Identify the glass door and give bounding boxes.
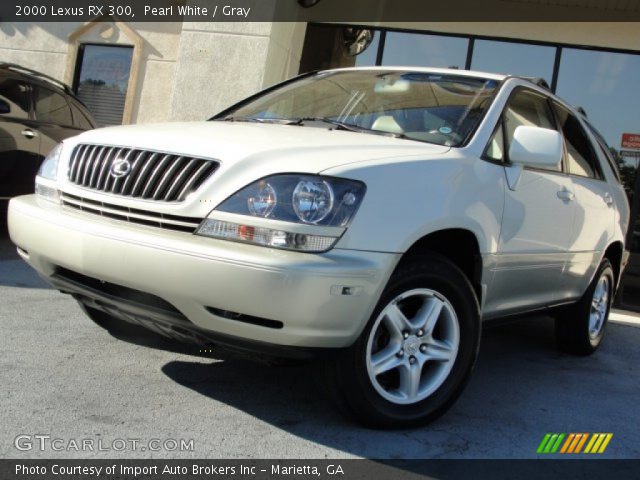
[617,154,640,310]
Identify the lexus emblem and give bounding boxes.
[110,158,132,178]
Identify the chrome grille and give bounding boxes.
[67,144,218,202]
[60,192,203,233]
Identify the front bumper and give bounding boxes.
[8,195,398,351]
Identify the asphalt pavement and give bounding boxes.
[1,232,639,459]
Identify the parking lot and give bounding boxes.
[1,228,639,460]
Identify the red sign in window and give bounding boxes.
[622,133,640,150]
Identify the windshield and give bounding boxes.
[215,70,500,146]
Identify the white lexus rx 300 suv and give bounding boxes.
[8,68,629,428]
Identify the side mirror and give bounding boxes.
[508,125,563,169]
[0,99,10,115]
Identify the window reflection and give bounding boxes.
[471,39,555,84]
[381,32,468,69]
[555,49,640,151]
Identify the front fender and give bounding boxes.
[325,155,505,255]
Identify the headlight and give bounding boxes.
[215,174,365,227]
[292,179,334,224]
[197,174,366,252]
[35,143,63,203]
[247,182,277,217]
[37,143,63,180]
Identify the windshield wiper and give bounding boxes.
[290,117,408,139]
[219,115,409,140]
[220,116,300,125]
[289,117,363,132]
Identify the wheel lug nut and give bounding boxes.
[397,349,404,358]
[417,329,424,337]
[403,331,409,339]
[420,344,427,353]
[409,356,417,365]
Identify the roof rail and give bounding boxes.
[0,62,75,96]
[575,106,588,118]
[521,77,550,90]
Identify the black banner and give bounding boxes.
[1,0,640,23]
[2,459,640,480]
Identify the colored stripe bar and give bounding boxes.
[567,434,582,453]
[544,434,559,453]
[598,434,613,453]
[550,433,565,453]
[584,434,598,453]
[560,434,575,453]
[537,434,552,454]
[589,434,607,454]
[539,433,612,454]
[574,433,589,453]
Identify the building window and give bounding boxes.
[354,31,380,67]
[73,44,133,127]
[381,32,468,69]
[299,25,380,73]
[470,39,556,85]
[298,23,640,311]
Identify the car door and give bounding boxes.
[483,88,576,316]
[0,74,41,198]
[552,102,615,302]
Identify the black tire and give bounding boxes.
[324,252,481,429]
[555,259,614,356]
[0,200,8,236]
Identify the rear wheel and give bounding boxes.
[555,259,614,355]
[325,253,481,428]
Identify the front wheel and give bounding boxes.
[325,253,481,428]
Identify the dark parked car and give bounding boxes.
[0,63,97,202]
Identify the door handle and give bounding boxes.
[557,188,574,202]
[603,192,614,207]
[21,129,37,139]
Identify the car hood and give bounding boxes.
[64,121,451,216]
[70,121,450,171]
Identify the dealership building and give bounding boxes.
[1,1,639,307]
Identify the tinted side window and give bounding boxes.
[70,102,94,130]
[34,86,73,125]
[554,103,602,179]
[0,77,31,119]
[504,89,559,171]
